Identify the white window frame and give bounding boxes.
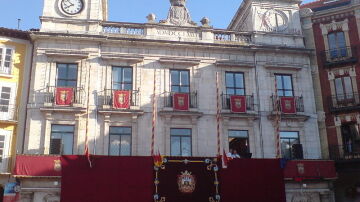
[0,129,11,173]
[0,46,14,75]
[0,82,16,121]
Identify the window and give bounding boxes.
[334,76,353,101]
[276,74,293,97]
[280,131,299,159]
[0,135,4,163]
[225,72,245,95]
[0,48,13,75]
[0,87,11,112]
[171,129,191,156]
[170,70,190,93]
[50,125,74,155]
[112,67,133,90]
[109,127,131,156]
[328,32,347,58]
[228,130,250,157]
[56,63,78,87]
[341,124,360,154]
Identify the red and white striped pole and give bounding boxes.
[216,72,221,156]
[151,69,157,156]
[274,77,281,159]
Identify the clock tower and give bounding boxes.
[40,0,108,33]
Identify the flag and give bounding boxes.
[3,183,20,202]
[173,93,190,111]
[55,87,73,105]
[222,150,230,169]
[153,151,163,168]
[230,95,247,113]
[113,90,130,109]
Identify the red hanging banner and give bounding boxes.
[55,87,73,106]
[280,97,296,114]
[113,90,130,109]
[173,93,189,111]
[230,95,247,113]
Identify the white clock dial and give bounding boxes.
[60,0,84,15]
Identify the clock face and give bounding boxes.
[263,9,288,32]
[60,0,84,15]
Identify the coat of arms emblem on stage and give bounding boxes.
[177,170,196,194]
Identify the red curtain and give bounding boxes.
[220,159,286,202]
[280,97,296,114]
[173,93,189,111]
[113,90,130,109]
[55,87,73,105]
[230,95,247,113]
[61,156,153,202]
[14,155,61,177]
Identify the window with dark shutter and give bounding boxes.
[0,87,11,112]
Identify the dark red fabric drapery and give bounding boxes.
[230,95,247,113]
[173,93,189,111]
[55,87,73,105]
[13,155,61,177]
[280,97,296,114]
[61,156,153,202]
[155,157,220,202]
[113,90,130,109]
[220,159,286,202]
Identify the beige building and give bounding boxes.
[16,0,335,201]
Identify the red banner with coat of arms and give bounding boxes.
[173,93,189,111]
[230,95,247,113]
[113,90,130,109]
[55,87,73,106]
[280,97,296,114]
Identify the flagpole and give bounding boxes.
[84,64,92,167]
[216,72,221,157]
[274,77,281,159]
[151,69,157,156]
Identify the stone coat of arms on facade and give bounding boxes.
[162,0,196,26]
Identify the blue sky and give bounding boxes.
[0,0,314,30]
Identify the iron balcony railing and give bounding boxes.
[329,144,360,161]
[271,95,305,113]
[320,46,358,67]
[328,93,360,112]
[221,94,255,111]
[0,105,17,121]
[164,92,198,109]
[44,86,85,106]
[99,89,140,108]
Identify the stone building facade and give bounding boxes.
[15,0,335,201]
[301,0,360,201]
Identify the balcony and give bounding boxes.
[269,95,307,121]
[41,86,86,113]
[98,89,143,115]
[329,144,360,161]
[328,93,360,113]
[221,94,255,111]
[0,65,11,75]
[163,92,198,109]
[0,105,17,123]
[271,95,304,113]
[320,46,358,68]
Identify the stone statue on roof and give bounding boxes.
[161,0,197,26]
